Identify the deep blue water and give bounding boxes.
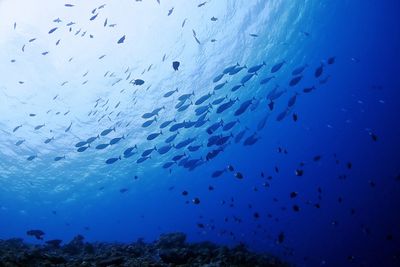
[0,0,399,266]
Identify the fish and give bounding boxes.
[64,4,74,7]
[101,127,115,136]
[172,153,186,161]
[123,146,138,158]
[241,73,256,85]
[211,17,218,21]
[77,146,89,152]
[303,86,316,93]
[158,144,173,155]
[168,7,174,16]
[163,161,176,169]
[48,27,58,34]
[214,81,228,91]
[15,140,25,146]
[287,94,298,108]
[175,138,196,149]
[212,169,226,178]
[223,119,240,131]
[137,156,151,163]
[260,76,275,85]
[243,133,259,146]
[54,156,66,162]
[234,128,248,143]
[195,92,214,105]
[247,62,266,73]
[110,136,124,145]
[195,104,211,116]
[188,144,202,152]
[142,147,157,157]
[257,115,269,131]
[271,61,285,73]
[234,98,253,116]
[164,88,178,98]
[289,76,303,86]
[216,98,238,114]
[27,155,36,161]
[229,66,247,75]
[212,96,227,105]
[223,63,240,74]
[93,142,109,150]
[86,136,99,143]
[231,84,242,92]
[315,63,324,78]
[116,34,126,44]
[327,56,336,64]
[292,64,308,75]
[207,120,223,134]
[170,122,185,132]
[172,61,180,71]
[34,124,45,130]
[90,13,98,21]
[27,230,45,240]
[160,119,176,129]
[178,92,194,102]
[213,73,225,83]
[13,125,22,132]
[134,79,145,85]
[106,156,121,164]
[142,118,157,128]
[147,131,162,141]
[276,109,289,121]
[44,137,54,144]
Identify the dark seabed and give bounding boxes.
[0,1,399,266]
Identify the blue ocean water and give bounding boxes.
[0,0,399,266]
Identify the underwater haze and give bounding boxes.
[0,0,400,266]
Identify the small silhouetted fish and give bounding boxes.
[315,63,324,78]
[163,161,175,168]
[110,136,124,145]
[223,119,239,131]
[212,96,227,105]
[77,146,89,152]
[165,132,179,143]
[170,122,185,132]
[213,73,224,83]
[44,137,54,144]
[34,124,45,130]
[75,141,88,148]
[295,169,304,176]
[327,57,336,64]
[211,17,218,21]
[101,127,115,136]
[277,232,285,244]
[142,147,156,157]
[257,115,269,131]
[13,125,22,132]
[289,76,302,86]
[292,205,300,212]
[195,92,214,105]
[303,86,315,93]
[160,119,175,129]
[158,144,173,155]
[54,156,65,161]
[65,4,74,7]
[276,109,288,121]
[369,132,378,141]
[96,143,109,150]
[86,136,98,143]
[147,131,162,141]
[120,188,128,193]
[235,128,248,143]
[117,35,126,44]
[288,94,298,107]
[27,230,45,240]
[292,64,308,76]
[234,172,244,179]
[188,145,202,152]
[123,146,137,158]
[172,61,180,71]
[192,197,200,204]
[231,84,242,92]
[292,113,298,122]
[134,79,144,85]
[212,169,225,178]
[229,66,247,75]
[48,27,58,34]
[137,156,151,163]
[271,61,285,73]
[15,140,25,146]
[27,155,36,161]
[243,133,259,146]
[217,98,238,113]
[234,98,253,116]
[248,62,265,73]
[106,156,121,164]
[260,76,275,85]
[223,63,239,74]
[178,92,194,101]
[241,73,255,85]
[90,13,98,21]
[142,118,157,128]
